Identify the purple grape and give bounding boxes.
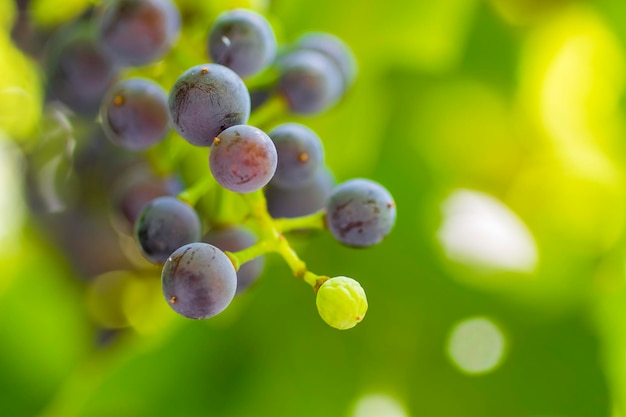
[297,32,357,89]
[209,125,277,193]
[134,196,202,264]
[168,64,251,146]
[110,162,180,227]
[46,25,118,116]
[268,123,324,189]
[97,0,181,67]
[326,179,396,247]
[203,226,264,294]
[277,49,344,115]
[100,78,170,150]
[162,242,237,319]
[265,166,335,219]
[208,8,277,78]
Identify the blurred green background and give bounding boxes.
[3,0,626,416]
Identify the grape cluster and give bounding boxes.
[23,0,397,330]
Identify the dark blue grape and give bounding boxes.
[203,226,264,294]
[265,166,335,219]
[134,196,201,264]
[277,49,344,115]
[46,25,118,116]
[208,8,277,78]
[326,179,396,247]
[100,78,169,150]
[268,123,324,189]
[97,0,181,67]
[209,124,277,193]
[168,64,251,146]
[162,242,237,319]
[297,32,357,90]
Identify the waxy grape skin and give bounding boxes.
[168,64,251,147]
[209,125,277,193]
[162,243,237,319]
[326,179,396,247]
[134,196,201,264]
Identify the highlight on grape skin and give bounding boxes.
[209,124,278,193]
[326,178,397,247]
[161,242,237,320]
[208,8,277,78]
[100,78,170,151]
[316,276,368,330]
[168,63,251,146]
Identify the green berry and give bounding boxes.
[315,276,368,330]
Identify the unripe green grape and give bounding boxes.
[315,276,368,330]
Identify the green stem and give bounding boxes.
[233,190,324,289]
[211,184,226,225]
[274,210,326,233]
[275,234,306,277]
[225,239,272,271]
[178,175,215,206]
[241,190,279,240]
[212,186,244,227]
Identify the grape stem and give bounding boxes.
[211,184,242,227]
[227,190,327,290]
[273,210,326,233]
[177,175,215,206]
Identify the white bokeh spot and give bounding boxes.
[437,189,538,273]
[0,134,25,251]
[447,316,506,375]
[352,393,409,417]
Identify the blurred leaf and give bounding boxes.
[0,228,91,417]
[0,36,42,140]
[30,0,92,28]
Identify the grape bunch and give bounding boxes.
[22,0,397,330]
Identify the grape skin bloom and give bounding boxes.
[265,166,335,219]
[316,276,368,330]
[269,123,324,189]
[326,179,396,247]
[208,8,277,78]
[209,125,277,193]
[134,196,201,264]
[97,0,181,67]
[297,32,357,90]
[47,25,118,116]
[162,243,237,319]
[168,64,251,146]
[277,49,344,115]
[100,78,170,151]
